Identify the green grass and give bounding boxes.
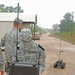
[50,33,75,45]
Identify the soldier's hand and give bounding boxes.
[41,71,47,75]
[7,62,10,67]
[5,62,10,72]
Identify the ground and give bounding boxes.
[2,34,75,75]
[35,34,75,75]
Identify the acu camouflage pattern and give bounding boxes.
[0,48,4,70]
[18,28,46,74]
[0,29,20,63]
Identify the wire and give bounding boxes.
[64,68,70,75]
[47,37,59,57]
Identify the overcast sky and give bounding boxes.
[0,0,75,28]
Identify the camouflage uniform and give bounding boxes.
[18,28,46,74]
[0,28,19,63]
[0,48,4,71]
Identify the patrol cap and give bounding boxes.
[20,28,32,42]
[21,28,32,36]
[14,17,23,24]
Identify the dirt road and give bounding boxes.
[35,34,75,75]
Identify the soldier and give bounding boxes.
[0,18,22,73]
[0,48,4,75]
[18,28,46,75]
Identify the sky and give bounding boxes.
[0,0,75,28]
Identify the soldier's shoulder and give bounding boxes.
[5,29,12,36]
[38,44,45,51]
[33,43,45,51]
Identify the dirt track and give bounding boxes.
[35,34,75,75]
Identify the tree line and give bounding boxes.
[0,4,24,13]
[51,12,75,36]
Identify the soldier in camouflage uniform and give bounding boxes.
[0,18,22,73]
[0,48,4,74]
[18,28,46,74]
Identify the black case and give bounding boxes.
[9,62,39,75]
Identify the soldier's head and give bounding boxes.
[19,28,33,50]
[20,28,32,42]
[13,18,23,30]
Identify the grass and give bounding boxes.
[50,33,75,45]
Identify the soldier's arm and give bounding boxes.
[38,45,46,74]
[0,36,5,47]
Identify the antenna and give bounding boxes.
[16,3,19,62]
[17,3,19,45]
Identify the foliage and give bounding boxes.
[0,4,24,13]
[30,25,47,34]
[51,12,75,44]
[60,12,74,34]
[52,12,75,36]
[52,24,60,34]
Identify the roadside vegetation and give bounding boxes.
[51,33,75,44]
[31,25,47,34]
[50,12,75,45]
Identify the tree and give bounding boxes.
[14,6,24,13]
[63,12,73,21]
[0,4,6,12]
[5,6,14,12]
[59,12,75,36]
[0,4,24,13]
[60,19,66,32]
[52,24,60,34]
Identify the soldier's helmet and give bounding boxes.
[19,28,32,42]
[14,18,23,24]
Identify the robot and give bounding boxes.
[53,39,66,69]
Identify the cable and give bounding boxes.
[47,37,59,57]
[64,68,70,75]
